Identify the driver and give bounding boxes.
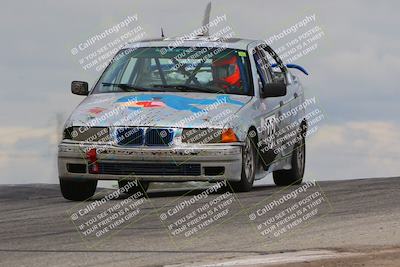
[212,55,241,90]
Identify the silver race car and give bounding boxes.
[58,36,308,201]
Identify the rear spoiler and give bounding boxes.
[271,63,309,75]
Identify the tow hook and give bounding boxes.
[86,148,99,174]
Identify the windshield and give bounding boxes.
[92,47,252,95]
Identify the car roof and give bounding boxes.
[123,37,259,50]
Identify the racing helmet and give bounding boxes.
[212,55,241,88]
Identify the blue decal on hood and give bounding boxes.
[116,94,244,112]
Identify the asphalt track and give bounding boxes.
[0,177,399,267]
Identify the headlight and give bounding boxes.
[182,128,238,143]
[63,126,110,142]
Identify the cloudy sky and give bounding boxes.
[0,0,399,184]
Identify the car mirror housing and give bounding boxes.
[71,81,89,96]
[261,82,287,98]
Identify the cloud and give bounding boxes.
[0,127,58,146]
[0,127,59,182]
[306,121,400,180]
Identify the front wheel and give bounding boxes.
[60,178,97,201]
[231,133,257,192]
[273,133,305,186]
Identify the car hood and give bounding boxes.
[67,92,251,128]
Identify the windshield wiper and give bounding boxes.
[151,84,221,93]
[102,83,150,92]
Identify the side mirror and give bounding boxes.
[71,81,89,95]
[261,82,287,98]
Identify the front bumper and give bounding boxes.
[58,142,243,182]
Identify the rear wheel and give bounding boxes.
[231,133,257,192]
[118,180,149,196]
[60,178,97,201]
[273,133,305,186]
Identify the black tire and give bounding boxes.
[273,133,305,186]
[60,178,97,201]
[118,180,149,196]
[231,133,257,192]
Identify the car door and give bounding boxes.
[253,46,287,171]
[261,46,299,158]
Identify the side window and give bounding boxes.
[255,70,264,89]
[264,53,285,83]
[257,48,274,82]
[254,48,273,95]
[253,49,267,87]
[261,45,287,84]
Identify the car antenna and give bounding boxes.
[161,27,165,38]
[198,2,211,36]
